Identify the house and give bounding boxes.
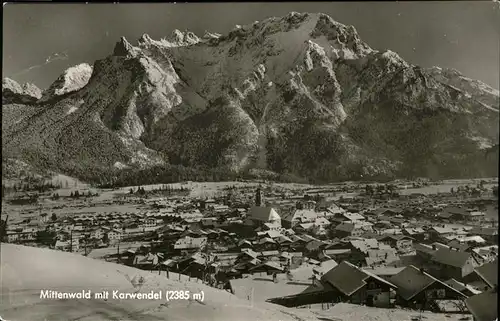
[402,227,426,242]
[465,289,498,321]
[249,261,284,274]
[474,259,498,289]
[254,237,278,251]
[275,235,293,248]
[371,207,403,217]
[364,247,400,267]
[439,207,469,221]
[281,209,317,229]
[429,248,478,280]
[88,227,105,240]
[236,248,261,263]
[447,239,473,252]
[174,236,207,252]
[54,240,79,252]
[132,252,160,270]
[106,229,122,241]
[471,246,498,264]
[237,240,254,250]
[444,279,482,297]
[320,261,397,307]
[468,227,498,244]
[428,226,454,241]
[326,203,346,216]
[320,249,353,263]
[289,235,307,251]
[246,207,281,227]
[389,265,467,310]
[462,259,498,292]
[334,222,365,238]
[314,217,330,229]
[377,234,414,253]
[463,211,486,223]
[330,212,366,225]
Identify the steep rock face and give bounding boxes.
[40,63,93,102]
[2,12,499,182]
[2,78,42,104]
[426,66,500,110]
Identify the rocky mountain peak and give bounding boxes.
[2,77,42,104]
[163,29,200,47]
[113,36,139,57]
[2,12,498,183]
[40,63,93,102]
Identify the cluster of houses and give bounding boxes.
[267,259,497,316]
[2,184,498,320]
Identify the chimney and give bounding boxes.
[432,245,436,250]
[420,267,425,274]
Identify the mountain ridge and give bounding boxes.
[2,12,499,183]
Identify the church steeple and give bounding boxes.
[255,186,264,207]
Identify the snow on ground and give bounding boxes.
[230,274,310,303]
[48,173,89,190]
[0,243,320,321]
[1,245,473,321]
[313,303,469,321]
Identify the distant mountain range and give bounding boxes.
[2,12,499,184]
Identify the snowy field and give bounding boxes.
[0,243,319,321]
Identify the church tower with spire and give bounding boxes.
[255,186,264,207]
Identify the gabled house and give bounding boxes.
[281,209,317,229]
[429,248,478,280]
[237,240,254,250]
[468,227,498,244]
[465,288,498,321]
[330,212,366,225]
[377,234,414,253]
[389,265,467,311]
[444,279,482,297]
[254,237,278,251]
[320,261,397,307]
[236,248,261,264]
[106,229,122,241]
[334,222,369,238]
[268,260,398,308]
[474,259,498,290]
[371,207,403,217]
[174,236,207,253]
[402,227,426,242]
[428,226,454,241]
[132,252,160,270]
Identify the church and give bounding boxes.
[245,187,282,228]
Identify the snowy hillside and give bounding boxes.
[0,243,321,321]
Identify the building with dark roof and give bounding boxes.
[475,259,498,289]
[444,278,482,297]
[430,248,478,280]
[465,288,498,321]
[389,265,467,310]
[266,261,397,308]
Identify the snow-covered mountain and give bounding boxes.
[40,63,93,102]
[2,12,499,182]
[2,78,42,104]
